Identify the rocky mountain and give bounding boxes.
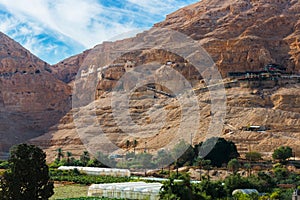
[8,0,300,161]
[51,0,300,82]
[27,0,300,162]
[155,0,300,76]
[0,32,71,156]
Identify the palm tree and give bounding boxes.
[80,151,90,166]
[133,140,138,155]
[126,140,130,152]
[66,152,72,165]
[56,148,64,162]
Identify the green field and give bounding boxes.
[50,184,124,200]
[50,184,90,200]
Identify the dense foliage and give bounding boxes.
[272,146,293,162]
[245,152,262,162]
[0,144,54,200]
[199,137,240,167]
[160,171,296,200]
[160,173,209,200]
[50,169,130,185]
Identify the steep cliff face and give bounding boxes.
[27,0,300,160]
[154,0,300,76]
[50,50,91,83]
[0,32,71,154]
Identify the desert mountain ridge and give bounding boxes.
[0,0,300,160]
[0,32,71,157]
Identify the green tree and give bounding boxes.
[160,173,209,200]
[95,152,116,168]
[198,137,239,167]
[224,174,252,195]
[133,140,138,154]
[233,192,259,200]
[136,153,156,169]
[228,158,240,174]
[195,158,211,180]
[172,140,195,167]
[195,179,226,199]
[56,148,64,162]
[245,151,262,162]
[66,151,72,165]
[0,144,54,200]
[244,163,251,176]
[80,151,90,166]
[272,146,293,162]
[156,149,173,172]
[126,140,131,152]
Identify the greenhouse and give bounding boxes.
[232,189,259,195]
[58,166,131,177]
[88,182,162,200]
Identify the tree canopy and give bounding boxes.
[272,146,293,162]
[0,144,54,200]
[245,151,262,162]
[198,137,239,167]
[227,158,240,174]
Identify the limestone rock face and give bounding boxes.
[155,0,300,76]
[31,83,300,162]
[50,50,90,83]
[27,0,300,160]
[49,0,300,84]
[0,32,71,154]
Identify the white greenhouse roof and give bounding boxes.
[58,166,130,177]
[232,189,259,195]
[88,182,163,200]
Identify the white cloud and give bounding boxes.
[0,0,198,63]
[127,0,193,14]
[0,0,144,48]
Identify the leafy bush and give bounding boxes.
[160,174,210,200]
[245,152,262,162]
[272,146,293,163]
[0,160,9,169]
[194,179,226,199]
[50,169,130,185]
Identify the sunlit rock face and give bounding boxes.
[0,32,71,155]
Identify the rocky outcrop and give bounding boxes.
[50,50,90,83]
[154,0,300,76]
[0,32,71,154]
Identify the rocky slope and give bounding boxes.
[155,0,300,76]
[31,82,300,161]
[28,0,300,161]
[50,0,300,82]
[0,32,71,155]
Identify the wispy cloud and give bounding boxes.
[0,0,198,64]
[127,0,195,14]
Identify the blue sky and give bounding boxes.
[0,0,198,64]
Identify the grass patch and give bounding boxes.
[50,184,89,200]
